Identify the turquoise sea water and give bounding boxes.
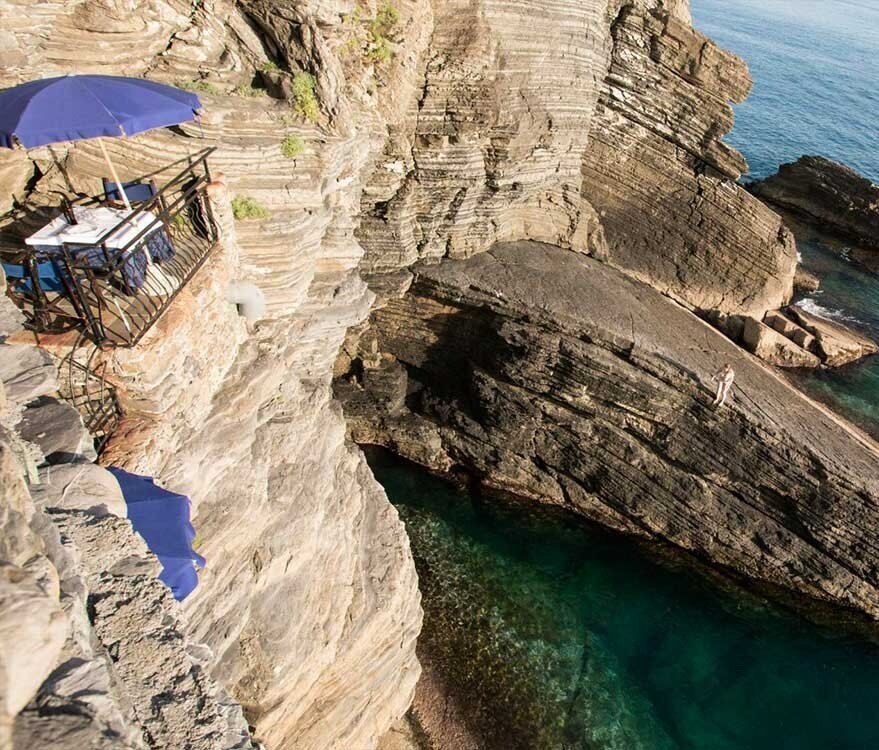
[371,449,879,750]
[693,0,879,438]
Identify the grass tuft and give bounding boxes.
[231,196,270,221]
[367,3,399,65]
[291,72,319,122]
[176,79,220,95]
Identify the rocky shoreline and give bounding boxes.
[751,156,879,251]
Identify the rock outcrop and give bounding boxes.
[751,156,879,250]
[338,242,879,620]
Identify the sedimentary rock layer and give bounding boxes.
[339,242,879,619]
[751,156,879,250]
[357,0,796,317]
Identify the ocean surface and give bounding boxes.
[691,0,879,182]
[693,0,879,439]
[371,448,879,750]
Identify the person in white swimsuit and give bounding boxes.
[711,363,735,408]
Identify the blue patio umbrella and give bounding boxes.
[0,74,202,209]
[106,466,206,601]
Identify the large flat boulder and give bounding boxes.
[341,241,879,620]
[741,317,820,368]
[18,399,96,465]
[788,305,879,367]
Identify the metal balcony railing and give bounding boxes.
[2,147,219,347]
[57,332,122,454]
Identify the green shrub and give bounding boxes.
[176,79,220,95]
[260,60,280,72]
[281,135,305,159]
[375,2,400,31]
[368,3,399,64]
[368,37,392,63]
[291,72,319,121]
[231,196,270,221]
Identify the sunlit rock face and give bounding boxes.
[356,0,796,317]
[1,0,423,747]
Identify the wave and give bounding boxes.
[795,297,865,325]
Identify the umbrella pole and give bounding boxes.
[98,138,133,212]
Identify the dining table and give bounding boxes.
[25,205,174,291]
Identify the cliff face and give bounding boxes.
[338,242,879,620]
[356,0,796,317]
[0,0,424,747]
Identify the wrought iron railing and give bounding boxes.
[1,147,220,451]
[57,332,122,455]
[3,147,218,347]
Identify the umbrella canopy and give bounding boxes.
[0,74,201,149]
[107,466,206,601]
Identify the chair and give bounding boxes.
[101,178,158,206]
[3,258,65,293]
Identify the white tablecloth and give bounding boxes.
[25,206,158,250]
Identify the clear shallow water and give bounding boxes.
[693,0,879,438]
[370,448,879,750]
[790,225,879,438]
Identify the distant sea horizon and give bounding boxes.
[691,0,879,182]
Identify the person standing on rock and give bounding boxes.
[711,363,735,408]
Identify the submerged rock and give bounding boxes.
[751,156,879,250]
[339,241,879,621]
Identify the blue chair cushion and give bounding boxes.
[2,259,65,293]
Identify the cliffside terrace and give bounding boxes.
[1,147,218,348]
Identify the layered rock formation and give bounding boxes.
[751,156,879,250]
[1,0,424,747]
[356,0,797,317]
[338,242,879,620]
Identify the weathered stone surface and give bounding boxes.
[579,4,796,316]
[0,440,66,748]
[339,242,879,620]
[741,317,820,368]
[793,268,821,293]
[751,156,879,250]
[18,399,97,465]
[0,345,58,407]
[788,305,879,367]
[31,463,127,518]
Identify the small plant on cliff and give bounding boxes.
[367,3,399,64]
[291,72,319,122]
[260,60,280,73]
[231,196,270,221]
[281,135,305,159]
[176,78,220,96]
